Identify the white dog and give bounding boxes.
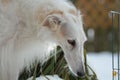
[0,0,87,80]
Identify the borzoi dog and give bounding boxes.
[0,0,87,80]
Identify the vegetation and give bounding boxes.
[19,47,98,80]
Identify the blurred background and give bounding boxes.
[71,0,120,52]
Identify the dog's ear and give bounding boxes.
[42,15,62,31]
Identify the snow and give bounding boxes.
[87,52,118,80]
[27,75,63,80]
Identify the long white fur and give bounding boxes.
[0,0,86,80]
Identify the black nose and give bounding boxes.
[77,71,85,77]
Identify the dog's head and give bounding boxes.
[40,10,87,77]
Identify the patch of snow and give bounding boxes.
[87,52,118,80]
[27,75,63,80]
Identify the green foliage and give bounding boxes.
[19,48,98,80]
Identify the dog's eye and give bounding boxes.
[67,40,76,47]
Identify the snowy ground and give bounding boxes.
[27,75,63,80]
[87,52,119,80]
